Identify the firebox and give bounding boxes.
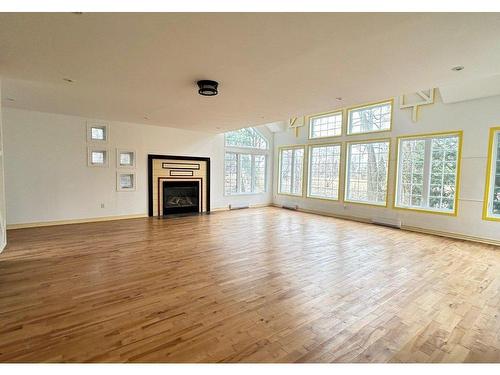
[162,181,200,215]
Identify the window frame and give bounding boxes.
[223,127,269,196]
[278,145,306,197]
[116,172,137,192]
[346,99,394,136]
[223,151,268,196]
[87,146,109,168]
[307,109,344,140]
[393,130,463,216]
[86,121,109,143]
[482,126,500,221]
[344,138,391,207]
[307,142,342,201]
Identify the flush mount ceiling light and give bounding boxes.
[451,66,465,71]
[63,78,75,83]
[197,80,219,96]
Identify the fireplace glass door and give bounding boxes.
[163,181,200,215]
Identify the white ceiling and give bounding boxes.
[1,13,499,132]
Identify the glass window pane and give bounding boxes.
[292,148,304,195]
[490,132,500,216]
[308,144,341,199]
[224,152,238,194]
[348,101,392,134]
[254,155,266,193]
[310,112,342,138]
[91,151,105,164]
[279,149,293,194]
[91,127,105,140]
[239,154,252,193]
[225,127,268,149]
[346,141,389,205]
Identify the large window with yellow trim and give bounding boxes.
[307,144,341,200]
[483,127,500,220]
[347,100,392,135]
[308,111,343,139]
[345,140,390,206]
[278,146,305,196]
[395,132,462,214]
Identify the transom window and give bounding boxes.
[279,147,305,196]
[347,100,392,135]
[307,144,341,200]
[224,127,268,150]
[309,111,343,139]
[345,140,390,205]
[483,127,500,220]
[224,127,268,195]
[395,132,462,214]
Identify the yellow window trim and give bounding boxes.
[306,109,344,140]
[346,98,394,136]
[392,130,463,217]
[482,126,500,222]
[306,142,342,201]
[344,138,392,208]
[277,144,307,197]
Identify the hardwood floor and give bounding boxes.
[1,207,499,363]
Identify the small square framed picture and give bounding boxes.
[87,147,109,167]
[117,172,136,191]
[116,149,136,168]
[87,121,109,143]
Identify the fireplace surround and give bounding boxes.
[148,154,210,217]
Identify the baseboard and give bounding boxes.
[402,225,500,247]
[271,203,372,224]
[6,213,148,230]
[273,204,500,247]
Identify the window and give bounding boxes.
[117,172,136,191]
[224,127,268,150]
[223,127,268,195]
[395,132,462,214]
[345,140,390,206]
[87,147,108,167]
[347,100,393,135]
[117,149,136,168]
[483,127,500,221]
[87,122,109,142]
[279,146,305,196]
[224,153,267,195]
[308,111,343,139]
[307,144,341,200]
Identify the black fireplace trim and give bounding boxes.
[148,154,210,217]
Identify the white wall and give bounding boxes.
[0,81,7,251]
[273,92,500,243]
[3,108,273,225]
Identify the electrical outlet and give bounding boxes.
[100,203,105,208]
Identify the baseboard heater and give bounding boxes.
[229,204,250,210]
[371,217,402,229]
[282,204,299,211]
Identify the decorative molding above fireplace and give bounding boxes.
[147,154,211,217]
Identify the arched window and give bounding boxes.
[224,127,269,150]
[224,127,269,195]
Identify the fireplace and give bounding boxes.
[163,181,200,215]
